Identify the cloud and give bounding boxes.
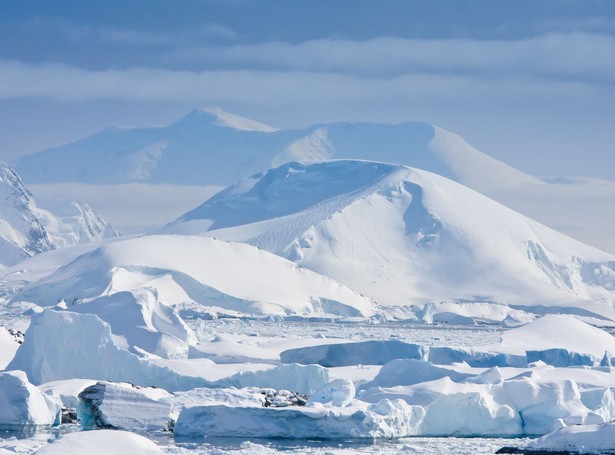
[18,16,238,47]
[164,33,615,83]
[533,16,615,34]
[200,23,238,40]
[1,32,612,109]
[0,60,600,105]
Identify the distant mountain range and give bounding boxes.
[0,162,118,267]
[14,107,540,193]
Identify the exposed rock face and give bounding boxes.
[0,161,118,267]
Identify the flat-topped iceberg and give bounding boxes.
[174,398,424,439]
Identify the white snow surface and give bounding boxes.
[7,310,208,391]
[39,379,97,409]
[0,370,61,431]
[174,398,424,439]
[0,327,20,370]
[77,381,174,431]
[14,234,377,319]
[525,422,615,453]
[359,364,609,436]
[489,314,615,358]
[167,160,615,321]
[32,430,162,455]
[0,162,117,268]
[202,107,278,132]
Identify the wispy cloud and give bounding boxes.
[164,33,615,83]
[0,60,599,105]
[19,16,238,47]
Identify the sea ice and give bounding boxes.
[32,429,162,455]
[0,370,61,431]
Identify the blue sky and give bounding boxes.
[1,0,614,179]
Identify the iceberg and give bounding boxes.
[174,398,424,439]
[77,381,174,432]
[0,370,61,431]
[7,310,209,391]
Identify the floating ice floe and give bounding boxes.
[282,315,615,369]
[0,370,61,431]
[78,381,174,432]
[359,361,608,436]
[32,429,162,455]
[174,398,424,439]
[519,422,615,454]
[280,339,427,367]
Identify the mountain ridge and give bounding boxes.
[165,159,615,322]
[14,108,540,193]
[0,162,119,267]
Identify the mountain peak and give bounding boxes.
[176,107,278,133]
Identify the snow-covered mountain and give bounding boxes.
[0,162,118,267]
[14,108,539,193]
[13,235,378,320]
[166,160,615,322]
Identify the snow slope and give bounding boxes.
[14,108,537,193]
[0,162,118,267]
[13,234,378,319]
[0,162,56,266]
[167,160,615,321]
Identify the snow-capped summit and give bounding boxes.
[0,162,56,265]
[167,160,615,321]
[14,109,539,193]
[0,162,118,267]
[175,107,279,133]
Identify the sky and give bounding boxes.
[1,0,614,179]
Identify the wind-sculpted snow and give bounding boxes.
[7,310,209,391]
[360,369,608,436]
[0,370,61,431]
[67,289,196,359]
[14,234,377,320]
[169,160,615,322]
